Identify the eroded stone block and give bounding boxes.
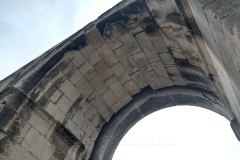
[111,63,131,84]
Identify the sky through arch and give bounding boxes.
[113,106,240,160]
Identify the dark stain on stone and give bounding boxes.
[54,77,65,88]
[0,135,10,154]
[72,34,87,50]
[140,15,157,33]
[46,85,58,98]
[38,78,50,90]
[113,21,129,35]
[58,60,71,72]
[48,67,60,80]
[6,88,30,112]
[208,73,215,82]
[97,11,125,35]
[50,123,86,160]
[52,149,66,160]
[66,68,76,80]
[185,34,194,44]
[130,0,148,14]
[6,116,23,142]
[75,144,86,160]
[175,59,212,85]
[127,17,140,31]
[167,12,185,26]
[37,94,48,108]
[77,62,86,71]
[0,105,15,130]
[175,59,194,68]
[182,72,211,85]
[21,50,65,93]
[29,88,41,102]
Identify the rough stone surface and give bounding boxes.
[1,0,240,159]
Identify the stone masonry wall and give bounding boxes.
[0,0,238,160]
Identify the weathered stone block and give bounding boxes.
[89,75,109,95]
[111,63,131,84]
[66,50,97,81]
[85,106,98,122]
[123,80,141,95]
[113,21,141,55]
[91,114,105,130]
[147,30,168,53]
[64,120,84,141]
[166,66,186,85]
[0,105,16,131]
[80,44,102,66]
[82,119,95,138]
[57,56,73,74]
[146,0,165,23]
[72,110,85,129]
[67,68,83,85]
[159,52,175,65]
[50,90,62,103]
[151,60,169,78]
[94,60,113,80]
[0,133,37,160]
[159,28,180,48]
[131,71,149,88]
[45,102,65,123]
[170,47,186,59]
[135,32,160,63]
[105,76,132,105]
[59,80,81,102]
[38,77,52,93]
[97,43,119,67]
[103,23,123,50]
[133,52,152,73]
[56,95,72,114]
[48,67,64,82]
[21,127,55,160]
[127,17,143,34]
[110,101,123,113]
[102,89,119,107]
[75,78,94,98]
[6,115,31,143]
[114,46,138,74]
[159,77,174,87]
[158,0,177,17]
[78,98,92,114]
[86,28,105,49]
[88,92,113,121]
[144,71,162,89]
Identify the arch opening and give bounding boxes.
[113,105,240,160]
[90,86,237,160]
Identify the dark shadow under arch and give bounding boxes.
[90,86,236,160]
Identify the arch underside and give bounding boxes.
[90,86,232,160]
[1,0,240,160]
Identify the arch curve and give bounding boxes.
[1,0,240,160]
[90,86,233,160]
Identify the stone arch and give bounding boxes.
[90,86,233,160]
[0,0,240,160]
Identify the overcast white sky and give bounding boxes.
[0,0,240,159]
